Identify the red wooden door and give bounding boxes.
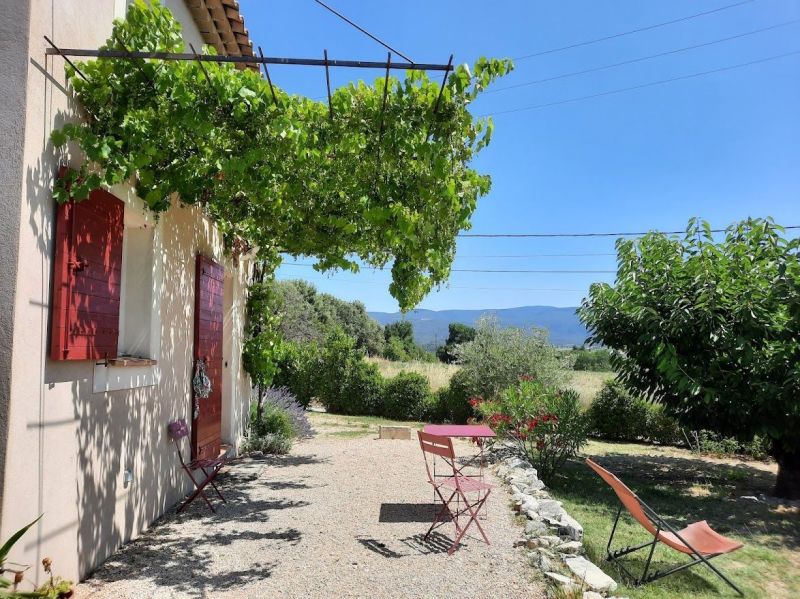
[192,254,224,460]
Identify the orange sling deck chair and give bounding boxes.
[586,458,744,595]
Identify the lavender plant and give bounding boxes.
[262,387,315,439]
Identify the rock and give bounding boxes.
[538,552,553,571]
[544,572,578,591]
[563,556,618,593]
[556,540,583,555]
[539,535,561,547]
[249,450,264,459]
[525,520,548,537]
[528,478,546,491]
[537,499,565,520]
[583,592,604,599]
[559,513,584,542]
[521,498,539,513]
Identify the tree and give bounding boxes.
[454,316,572,401]
[50,1,513,311]
[579,218,800,498]
[384,321,414,345]
[436,322,476,363]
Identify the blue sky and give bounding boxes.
[239,0,800,312]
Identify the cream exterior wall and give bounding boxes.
[0,0,252,583]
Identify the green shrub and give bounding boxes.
[250,401,295,439]
[382,372,431,420]
[455,316,573,402]
[317,329,383,415]
[441,369,475,423]
[572,348,613,371]
[476,377,589,483]
[273,341,320,407]
[419,390,448,422]
[240,433,292,455]
[588,381,649,441]
[689,430,772,460]
[383,336,411,361]
[645,403,683,445]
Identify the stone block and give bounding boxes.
[378,426,411,440]
[563,556,618,593]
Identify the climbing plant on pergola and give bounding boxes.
[50,0,513,311]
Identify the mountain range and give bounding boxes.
[368,306,589,348]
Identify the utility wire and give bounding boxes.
[488,19,800,95]
[282,263,615,274]
[478,49,800,117]
[312,0,415,64]
[457,253,617,258]
[277,275,586,293]
[459,225,800,238]
[513,0,757,61]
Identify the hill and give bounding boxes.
[368,306,588,348]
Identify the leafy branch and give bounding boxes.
[51,0,513,310]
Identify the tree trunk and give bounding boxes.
[774,449,800,500]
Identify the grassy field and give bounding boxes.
[367,357,612,406]
[367,357,459,391]
[549,440,798,599]
[570,370,614,407]
[308,410,425,438]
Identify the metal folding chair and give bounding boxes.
[417,431,493,555]
[168,419,227,513]
[586,458,744,596]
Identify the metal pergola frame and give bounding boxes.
[43,46,453,72]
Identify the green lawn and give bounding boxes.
[308,410,424,438]
[549,440,799,598]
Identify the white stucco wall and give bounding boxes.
[0,0,252,583]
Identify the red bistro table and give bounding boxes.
[422,424,496,517]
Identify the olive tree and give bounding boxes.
[579,218,800,498]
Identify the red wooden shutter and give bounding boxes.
[50,175,124,361]
[193,254,224,460]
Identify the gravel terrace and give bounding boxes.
[79,426,544,598]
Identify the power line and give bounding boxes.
[513,0,757,61]
[487,19,800,95]
[312,0,415,64]
[478,49,800,117]
[282,263,614,274]
[457,253,617,258]
[459,225,800,238]
[276,274,585,293]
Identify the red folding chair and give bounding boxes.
[417,430,493,555]
[168,419,227,513]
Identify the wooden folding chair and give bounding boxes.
[586,458,744,596]
[168,419,227,513]
[417,431,493,555]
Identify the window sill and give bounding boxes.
[107,357,158,367]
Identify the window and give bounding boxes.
[117,209,154,359]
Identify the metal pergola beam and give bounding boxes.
[43,47,453,71]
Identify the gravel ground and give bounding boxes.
[79,433,544,598]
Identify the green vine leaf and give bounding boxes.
[51,0,513,310]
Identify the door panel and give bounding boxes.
[192,254,224,460]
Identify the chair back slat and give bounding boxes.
[586,458,657,536]
[418,431,455,459]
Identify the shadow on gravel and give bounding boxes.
[84,461,307,595]
[379,502,451,523]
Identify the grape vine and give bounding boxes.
[51,0,513,310]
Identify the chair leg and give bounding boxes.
[446,491,490,555]
[178,467,217,513]
[426,489,458,540]
[201,466,227,503]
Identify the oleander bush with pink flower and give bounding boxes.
[475,376,589,483]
